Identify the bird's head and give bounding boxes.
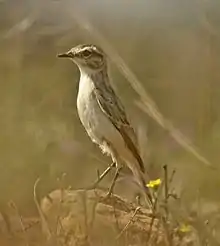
[57,44,106,73]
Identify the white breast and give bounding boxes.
[77,72,96,131]
[77,72,110,145]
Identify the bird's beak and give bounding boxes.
[57,52,73,58]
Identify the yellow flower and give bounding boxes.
[179,223,191,233]
[146,179,162,188]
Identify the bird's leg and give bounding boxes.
[91,161,116,189]
[105,147,122,196]
[106,166,122,197]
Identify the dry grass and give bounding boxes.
[0,166,219,246]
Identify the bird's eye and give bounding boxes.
[82,50,92,58]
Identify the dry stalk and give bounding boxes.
[9,201,29,246]
[33,178,53,241]
[55,173,66,237]
[146,189,160,244]
[81,190,89,242]
[116,206,141,240]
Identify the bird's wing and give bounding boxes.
[94,84,145,173]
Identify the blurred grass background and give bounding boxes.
[0,0,220,215]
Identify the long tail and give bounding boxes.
[128,160,153,208]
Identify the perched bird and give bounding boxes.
[57,44,152,206]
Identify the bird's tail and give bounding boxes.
[127,160,153,208]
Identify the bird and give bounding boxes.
[57,44,152,206]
